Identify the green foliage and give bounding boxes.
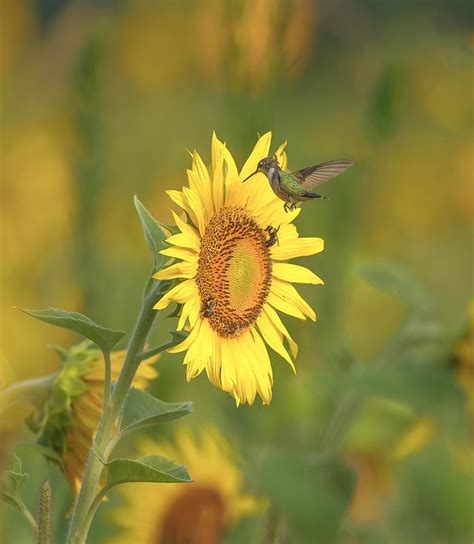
[104,455,192,491]
[27,342,101,458]
[260,450,355,543]
[134,196,168,274]
[1,454,30,511]
[391,446,474,544]
[18,308,124,354]
[368,64,404,139]
[360,260,432,314]
[15,444,63,467]
[119,388,192,435]
[1,453,38,534]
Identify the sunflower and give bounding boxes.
[154,132,324,405]
[29,341,158,494]
[109,428,260,544]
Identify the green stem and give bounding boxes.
[0,374,56,414]
[17,498,38,535]
[81,486,108,537]
[137,333,187,362]
[102,350,111,411]
[66,287,159,544]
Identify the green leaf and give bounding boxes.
[134,196,167,273]
[120,388,192,435]
[15,444,63,467]
[368,64,404,139]
[18,307,124,353]
[1,453,30,509]
[105,455,192,490]
[359,261,432,313]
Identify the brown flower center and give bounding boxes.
[158,485,226,544]
[196,207,272,338]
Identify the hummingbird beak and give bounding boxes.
[242,169,259,183]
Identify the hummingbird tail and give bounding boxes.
[303,192,328,199]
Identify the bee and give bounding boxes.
[264,225,280,247]
[227,321,241,336]
[201,298,217,318]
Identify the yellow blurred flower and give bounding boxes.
[116,2,197,93]
[116,0,316,94]
[29,342,158,495]
[1,118,76,373]
[412,44,472,131]
[153,132,324,405]
[109,428,260,544]
[0,0,36,81]
[234,0,316,92]
[345,399,435,525]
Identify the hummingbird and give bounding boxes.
[243,156,353,212]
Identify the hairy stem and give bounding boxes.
[102,350,111,411]
[0,374,56,414]
[66,287,159,544]
[16,498,38,535]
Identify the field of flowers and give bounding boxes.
[1,1,472,543]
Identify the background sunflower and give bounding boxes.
[108,428,259,544]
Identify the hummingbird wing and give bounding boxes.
[292,160,353,190]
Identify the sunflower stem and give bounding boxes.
[66,285,159,544]
[0,373,56,414]
[102,350,112,411]
[80,486,108,538]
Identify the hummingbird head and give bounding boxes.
[257,156,278,174]
[242,156,279,182]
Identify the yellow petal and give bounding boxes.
[166,189,192,215]
[249,328,274,405]
[273,140,288,170]
[267,291,306,320]
[206,326,222,387]
[257,310,295,373]
[239,132,272,182]
[177,295,200,331]
[220,337,239,396]
[263,304,298,358]
[154,279,197,310]
[272,263,324,284]
[270,279,316,321]
[190,150,214,219]
[167,316,202,353]
[211,131,224,173]
[166,231,200,251]
[212,141,225,211]
[271,237,324,260]
[160,246,197,263]
[153,261,196,280]
[170,210,198,237]
[182,186,208,235]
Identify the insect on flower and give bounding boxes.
[264,225,280,247]
[201,298,217,318]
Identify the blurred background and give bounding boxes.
[1,0,473,542]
